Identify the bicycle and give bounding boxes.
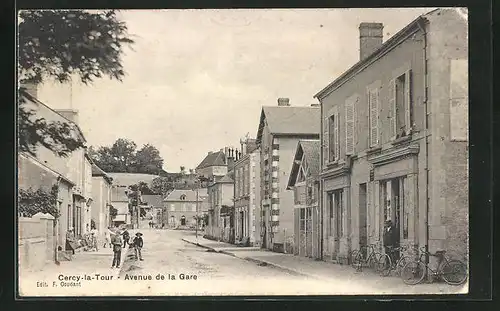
[377,244,411,277]
[400,247,467,286]
[352,243,383,272]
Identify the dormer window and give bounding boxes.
[180,194,186,201]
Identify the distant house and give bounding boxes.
[233,138,261,246]
[141,194,164,228]
[107,172,159,187]
[110,184,131,227]
[256,98,320,252]
[91,164,113,240]
[206,174,234,242]
[163,189,208,228]
[286,140,321,259]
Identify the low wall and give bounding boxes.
[18,213,55,272]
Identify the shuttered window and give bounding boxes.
[368,88,379,147]
[389,79,397,138]
[322,116,329,167]
[404,70,412,133]
[334,110,339,161]
[345,97,355,155]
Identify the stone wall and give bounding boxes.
[18,213,55,272]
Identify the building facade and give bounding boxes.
[314,9,468,267]
[287,140,321,258]
[18,91,93,247]
[91,164,113,241]
[234,138,261,246]
[256,99,320,252]
[163,189,208,228]
[206,174,234,242]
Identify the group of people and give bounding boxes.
[64,225,144,269]
[108,227,145,269]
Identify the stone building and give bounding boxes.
[256,98,320,252]
[18,88,93,246]
[287,140,321,258]
[314,9,468,267]
[163,189,208,228]
[233,137,261,246]
[91,164,113,241]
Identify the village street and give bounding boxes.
[19,228,467,296]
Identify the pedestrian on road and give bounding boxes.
[111,230,123,268]
[131,232,144,261]
[90,226,99,252]
[65,228,77,255]
[103,227,112,248]
[122,229,130,248]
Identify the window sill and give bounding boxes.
[366,146,382,155]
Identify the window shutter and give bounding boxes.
[322,117,329,167]
[389,79,396,138]
[334,111,340,161]
[345,98,355,155]
[369,89,379,147]
[404,70,412,133]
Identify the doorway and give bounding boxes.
[239,211,244,239]
[180,215,186,226]
[359,183,368,253]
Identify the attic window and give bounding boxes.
[180,195,186,200]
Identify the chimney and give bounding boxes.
[277,98,290,107]
[20,82,38,98]
[55,109,79,125]
[359,23,384,60]
[208,151,213,155]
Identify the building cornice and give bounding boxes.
[320,162,351,179]
[368,144,420,167]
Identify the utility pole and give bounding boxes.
[195,178,199,240]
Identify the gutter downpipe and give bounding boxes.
[417,20,430,276]
[55,176,62,265]
[319,99,324,260]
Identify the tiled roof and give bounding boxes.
[299,140,321,177]
[216,174,234,184]
[256,106,320,144]
[141,195,164,207]
[107,173,159,187]
[164,189,208,202]
[196,151,226,169]
[287,140,320,189]
[91,164,113,184]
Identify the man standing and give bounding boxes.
[383,220,396,267]
[111,230,123,268]
[131,232,144,261]
[122,228,130,248]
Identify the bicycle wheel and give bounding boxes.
[350,250,359,269]
[368,252,381,271]
[395,256,409,276]
[441,260,467,285]
[378,254,392,276]
[353,251,363,271]
[401,261,426,285]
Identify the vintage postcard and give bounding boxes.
[17,8,469,297]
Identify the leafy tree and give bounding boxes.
[18,94,86,157]
[89,139,166,174]
[134,144,164,174]
[151,177,174,196]
[18,185,60,218]
[18,9,134,157]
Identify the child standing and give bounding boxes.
[131,232,144,261]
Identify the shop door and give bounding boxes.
[359,184,368,249]
[305,207,313,257]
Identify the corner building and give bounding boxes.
[315,9,468,269]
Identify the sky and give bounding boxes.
[35,8,436,173]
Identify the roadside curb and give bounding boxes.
[182,237,321,280]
